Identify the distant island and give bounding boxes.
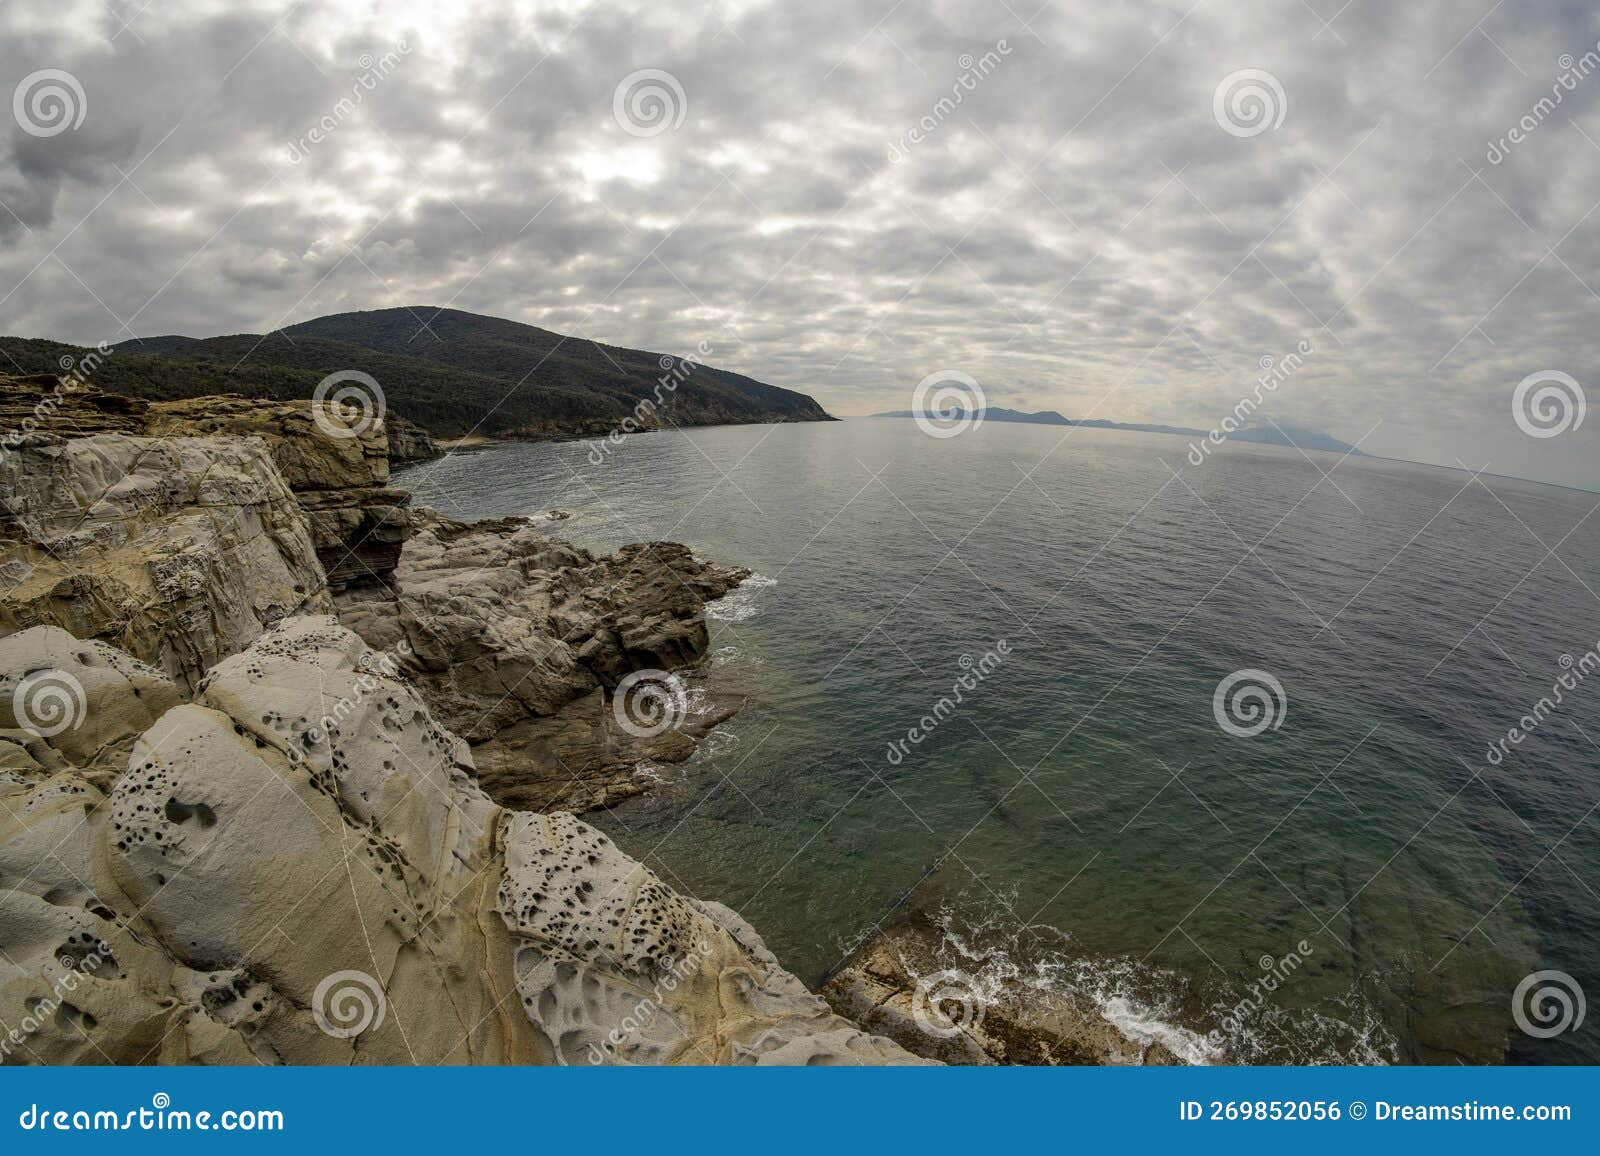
[0,307,834,443]
[868,406,1363,456]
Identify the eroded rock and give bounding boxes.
[0,620,925,1066]
[337,511,749,811]
[0,431,332,692]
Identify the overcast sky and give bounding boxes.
[2,0,1597,488]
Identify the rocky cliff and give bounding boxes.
[337,513,748,812]
[0,426,331,693]
[141,395,412,594]
[2,375,412,596]
[0,375,916,1065]
[0,618,923,1065]
[2,375,752,805]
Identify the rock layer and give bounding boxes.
[0,619,923,1065]
[142,395,411,593]
[2,376,414,596]
[0,430,331,693]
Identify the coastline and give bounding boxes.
[0,375,911,1066]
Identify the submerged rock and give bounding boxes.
[823,915,1185,1066]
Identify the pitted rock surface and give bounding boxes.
[0,619,926,1066]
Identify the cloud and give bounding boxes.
[2,0,1597,487]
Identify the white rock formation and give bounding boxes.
[0,618,926,1065]
[0,432,331,693]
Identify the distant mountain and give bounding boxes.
[0,307,833,440]
[868,407,1363,456]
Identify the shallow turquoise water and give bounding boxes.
[400,419,1600,1064]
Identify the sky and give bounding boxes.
[1,0,1598,489]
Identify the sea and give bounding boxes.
[398,417,1600,1065]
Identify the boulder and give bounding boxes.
[337,512,749,811]
[822,915,1187,1066]
[384,414,442,464]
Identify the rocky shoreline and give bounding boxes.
[822,914,1188,1066]
[0,374,923,1066]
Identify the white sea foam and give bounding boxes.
[912,899,1393,1066]
[706,573,777,622]
[699,728,740,757]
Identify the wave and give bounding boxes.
[903,898,1395,1066]
[707,573,778,623]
